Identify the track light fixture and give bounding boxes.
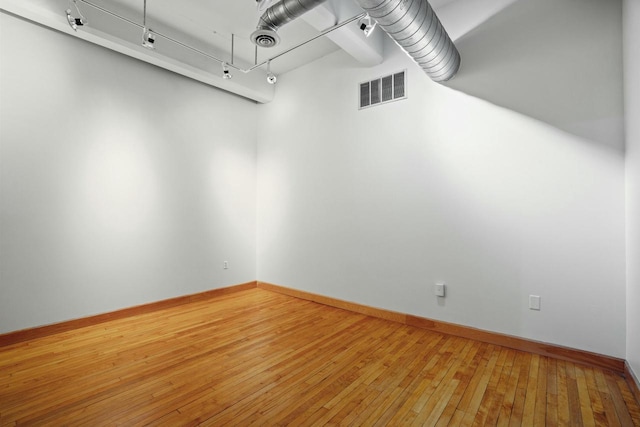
[222,62,232,79]
[66,0,87,31]
[266,61,277,85]
[358,14,377,37]
[141,0,155,49]
[142,28,156,49]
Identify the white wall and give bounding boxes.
[624,0,640,378]
[257,38,626,357]
[0,12,257,333]
[444,0,624,150]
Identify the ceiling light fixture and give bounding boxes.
[358,14,377,37]
[142,28,155,49]
[141,0,155,49]
[222,62,232,79]
[266,60,277,85]
[66,0,87,31]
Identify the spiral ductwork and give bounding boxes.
[354,0,460,81]
[250,0,329,48]
[250,0,459,82]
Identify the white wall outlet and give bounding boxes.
[223,261,229,269]
[434,283,445,297]
[529,295,541,310]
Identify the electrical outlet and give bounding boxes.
[529,295,541,310]
[223,261,229,270]
[434,283,445,297]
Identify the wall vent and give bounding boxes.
[359,70,406,110]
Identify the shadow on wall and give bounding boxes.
[442,0,624,150]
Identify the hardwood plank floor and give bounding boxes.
[1,289,639,426]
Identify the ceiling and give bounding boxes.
[67,0,474,75]
[100,0,459,68]
[3,0,623,147]
[2,0,514,102]
[82,0,345,75]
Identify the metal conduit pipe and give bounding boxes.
[354,0,460,81]
[250,0,329,48]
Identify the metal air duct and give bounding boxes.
[250,0,329,48]
[354,0,460,82]
[250,0,460,82]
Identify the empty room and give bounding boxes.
[1,0,640,424]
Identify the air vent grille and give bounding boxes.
[371,79,381,105]
[382,75,393,102]
[359,70,406,109]
[360,82,370,108]
[393,72,405,98]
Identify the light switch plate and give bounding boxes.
[529,295,541,310]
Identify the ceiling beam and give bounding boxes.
[301,0,383,67]
[0,0,275,103]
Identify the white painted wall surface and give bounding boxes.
[443,0,624,150]
[257,39,626,357]
[0,13,257,334]
[624,0,640,378]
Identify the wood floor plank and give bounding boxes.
[566,359,586,426]
[460,345,500,425]
[593,369,622,427]
[1,288,639,426]
[546,357,559,426]
[480,348,516,427]
[521,353,540,426]
[607,373,638,426]
[575,364,597,426]
[557,359,572,426]
[583,366,608,426]
[507,352,532,426]
[496,351,525,426]
[533,355,548,426]
[614,374,640,425]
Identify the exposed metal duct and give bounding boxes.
[250,0,460,82]
[354,0,460,82]
[250,0,329,48]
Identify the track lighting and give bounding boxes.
[58,0,365,83]
[266,61,277,85]
[142,28,155,49]
[66,0,87,31]
[358,14,377,37]
[222,62,232,79]
[140,0,155,49]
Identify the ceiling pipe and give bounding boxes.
[249,0,460,82]
[354,0,460,81]
[250,0,330,48]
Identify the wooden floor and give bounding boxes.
[1,289,639,426]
